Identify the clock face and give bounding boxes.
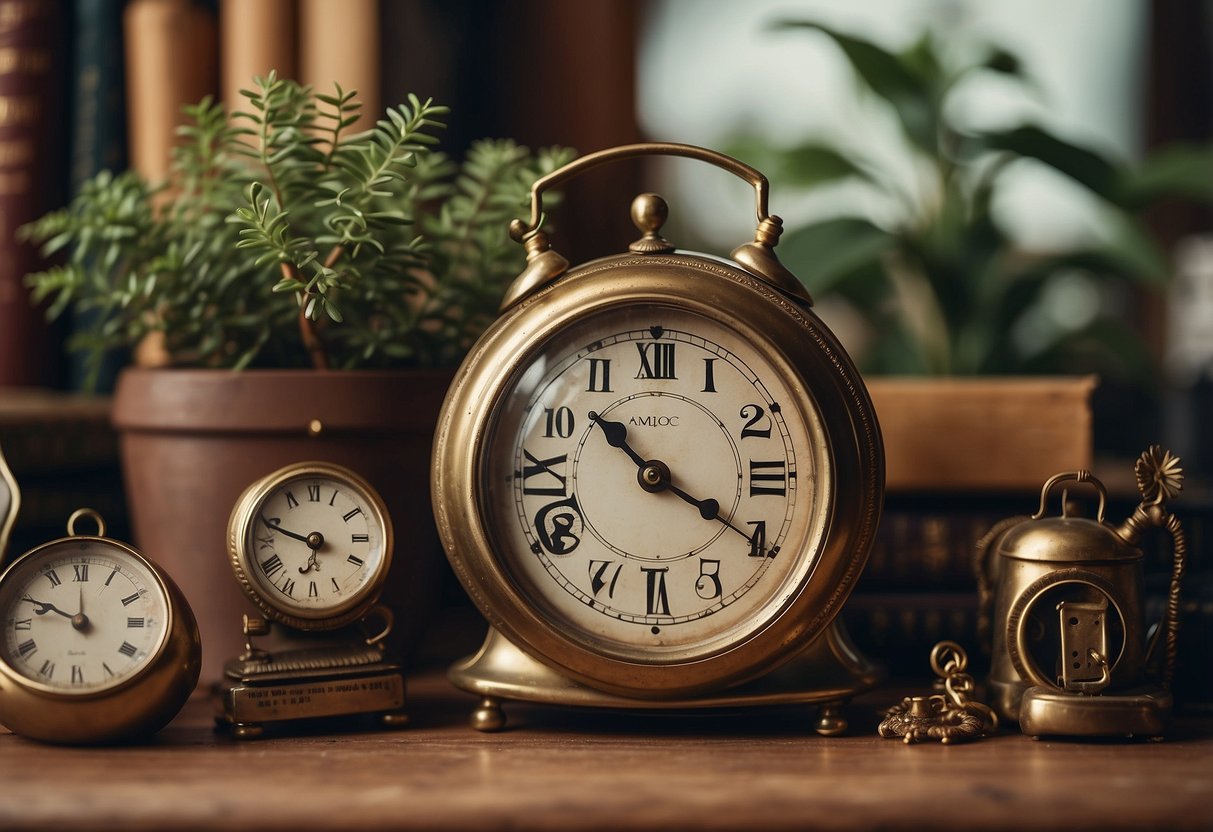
[0,541,169,693]
[238,469,389,621]
[482,304,832,662]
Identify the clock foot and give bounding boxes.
[381,710,410,730]
[232,722,264,740]
[814,701,847,737]
[471,696,506,732]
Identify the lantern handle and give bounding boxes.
[1032,470,1107,523]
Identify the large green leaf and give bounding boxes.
[1021,317,1156,383]
[776,216,894,298]
[1115,144,1213,208]
[726,136,875,190]
[980,124,1120,198]
[774,20,936,151]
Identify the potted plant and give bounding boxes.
[23,74,573,677]
[727,21,1213,490]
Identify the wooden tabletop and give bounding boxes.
[1,671,1210,832]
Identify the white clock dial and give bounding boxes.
[483,305,832,662]
[242,472,387,618]
[0,541,169,692]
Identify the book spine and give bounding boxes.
[0,0,67,387]
[299,0,378,130]
[123,0,217,184]
[219,0,296,117]
[67,0,127,391]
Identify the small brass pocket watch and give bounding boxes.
[0,509,201,744]
[215,461,407,738]
[432,143,884,733]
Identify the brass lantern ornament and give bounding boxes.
[977,446,1187,738]
[431,143,885,734]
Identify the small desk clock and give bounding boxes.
[0,509,201,744]
[215,461,407,738]
[432,143,884,734]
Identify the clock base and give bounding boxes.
[449,621,882,735]
[214,650,408,739]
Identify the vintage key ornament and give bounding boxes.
[879,641,998,744]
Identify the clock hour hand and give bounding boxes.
[588,412,647,469]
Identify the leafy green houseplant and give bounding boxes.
[728,21,1213,380]
[23,73,573,379]
[19,75,574,680]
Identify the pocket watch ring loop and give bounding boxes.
[513,142,772,238]
[66,507,106,538]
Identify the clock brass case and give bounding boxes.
[0,441,18,564]
[0,510,201,745]
[433,143,884,734]
[217,462,407,738]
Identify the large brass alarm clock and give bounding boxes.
[432,143,884,734]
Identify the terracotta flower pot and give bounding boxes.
[111,368,453,682]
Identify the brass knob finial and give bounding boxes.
[629,193,675,254]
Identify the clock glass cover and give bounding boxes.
[238,467,389,622]
[0,539,169,692]
[483,304,832,663]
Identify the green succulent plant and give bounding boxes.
[728,21,1213,379]
[22,73,574,381]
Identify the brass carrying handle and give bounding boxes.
[1032,471,1107,523]
[512,142,772,239]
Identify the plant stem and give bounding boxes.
[282,262,330,370]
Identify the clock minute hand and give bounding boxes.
[665,482,753,544]
[21,594,72,618]
[261,516,324,549]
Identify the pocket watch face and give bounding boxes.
[234,465,391,625]
[0,540,169,693]
[482,304,832,663]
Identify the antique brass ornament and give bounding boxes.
[433,143,884,734]
[878,641,998,744]
[977,446,1186,738]
[0,509,201,744]
[215,462,407,738]
[0,442,18,563]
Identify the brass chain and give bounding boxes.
[878,641,999,744]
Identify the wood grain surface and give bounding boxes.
[0,671,1209,831]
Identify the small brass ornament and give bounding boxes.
[977,446,1187,738]
[879,642,998,744]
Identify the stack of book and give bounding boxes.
[0,390,127,561]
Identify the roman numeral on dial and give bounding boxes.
[635,342,676,379]
[748,459,787,497]
[642,566,671,616]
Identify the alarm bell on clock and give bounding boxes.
[976,446,1187,738]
